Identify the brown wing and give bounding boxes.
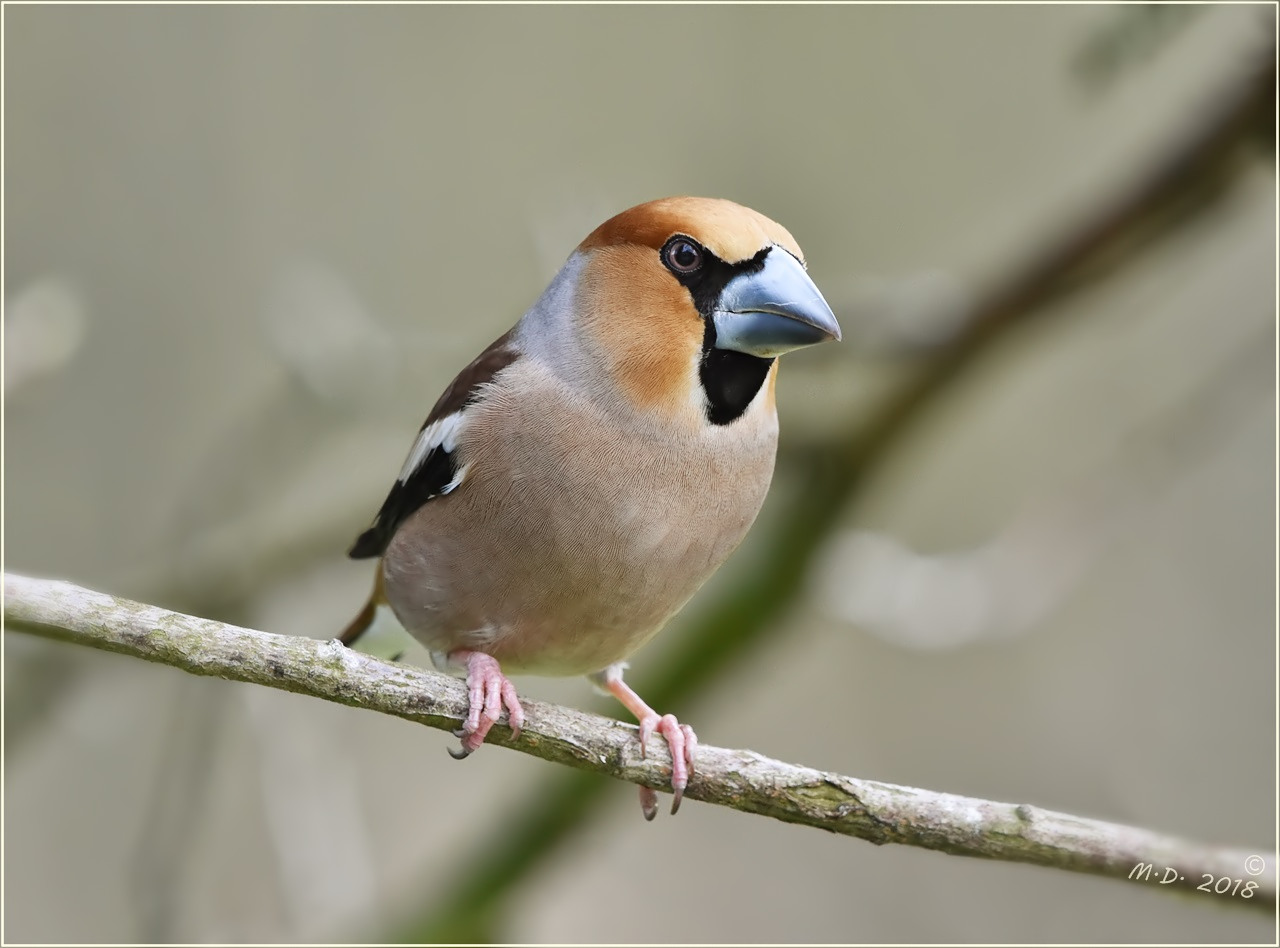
[347,330,519,559]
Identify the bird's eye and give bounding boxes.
[662,237,704,274]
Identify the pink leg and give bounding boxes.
[448,650,524,759]
[598,665,698,819]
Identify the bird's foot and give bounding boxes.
[593,664,698,819]
[635,711,698,819]
[448,650,524,759]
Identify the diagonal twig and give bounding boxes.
[5,571,1274,917]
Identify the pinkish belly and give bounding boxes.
[381,472,763,676]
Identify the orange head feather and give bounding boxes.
[573,197,808,425]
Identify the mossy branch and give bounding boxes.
[5,571,1273,915]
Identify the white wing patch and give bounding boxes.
[397,410,466,484]
[440,463,469,495]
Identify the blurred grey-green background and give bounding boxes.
[4,4,1275,944]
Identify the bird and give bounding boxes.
[341,196,840,819]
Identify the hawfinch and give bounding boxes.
[342,196,840,818]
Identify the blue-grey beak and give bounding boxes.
[712,249,841,358]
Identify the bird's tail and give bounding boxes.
[340,564,414,661]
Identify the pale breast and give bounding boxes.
[380,362,778,676]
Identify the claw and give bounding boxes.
[449,651,524,758]
[636,714,697,814]
[638,785,659,821]
[597,665,698,818]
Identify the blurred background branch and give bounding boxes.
[6,572,1275,915]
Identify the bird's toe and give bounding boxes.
[451,650,524,758]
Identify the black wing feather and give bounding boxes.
[347,444,460,558]
[347,331,519,560]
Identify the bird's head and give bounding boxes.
[539,196,840,427]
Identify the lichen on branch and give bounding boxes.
[4,571,1273,914]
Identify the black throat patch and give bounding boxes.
[699,323,775,426]
[666,243,775,426]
